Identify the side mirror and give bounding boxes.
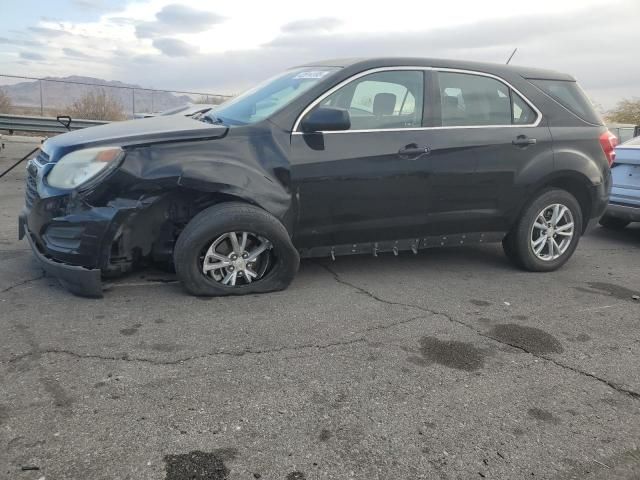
[300,107,350,133]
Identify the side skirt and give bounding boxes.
[298,232,506,259]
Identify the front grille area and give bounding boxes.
[25,169,38,208]
[35,151,50,166]
[24,151,50,208]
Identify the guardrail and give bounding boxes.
[0,113,109,134]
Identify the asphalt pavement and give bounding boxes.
[1,137,639,480]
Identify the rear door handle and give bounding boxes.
[398,145,431,158]
[512,135,537,147]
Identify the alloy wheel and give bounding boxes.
[530,203,575,261]
[201,231,272,286]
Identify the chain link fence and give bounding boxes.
[0,74,232,121]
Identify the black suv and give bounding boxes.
[19,57,614,297]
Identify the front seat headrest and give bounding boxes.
[373,93,396,116]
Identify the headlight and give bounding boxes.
[47,146,123,189]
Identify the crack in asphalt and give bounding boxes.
[2,314,430,366]
[0,274,45,294]
[4,340,366,366]
[543,358,640,400]
[318,262,640,400]
[4,263,637,400]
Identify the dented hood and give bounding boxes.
[44,115,228,159]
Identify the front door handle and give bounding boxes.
[398,145,431,158]
[512,135,537,147]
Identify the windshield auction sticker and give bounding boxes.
[294,70,332,80]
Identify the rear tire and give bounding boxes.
[599,215,630,230]
[174,202,299,296]
[503,189,582,272]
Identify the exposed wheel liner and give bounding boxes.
[174,202,299,296]
[504,188,583,272]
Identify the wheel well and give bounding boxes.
[168,190,257,240]
[187,192,255,218]
[107,190,255,270]
[538,177,592,232]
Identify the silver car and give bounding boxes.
[600,136,640,229]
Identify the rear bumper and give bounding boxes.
[605,202,640,222]
[20,214,103,298]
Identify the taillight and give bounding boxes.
[599,131,618,167]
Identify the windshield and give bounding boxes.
[205,67,339,126]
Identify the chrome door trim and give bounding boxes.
[292,66,543,134]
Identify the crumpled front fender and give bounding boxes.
[116,133,293,230]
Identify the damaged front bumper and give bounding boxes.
[19,214,104,298]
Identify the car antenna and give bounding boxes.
[506,48,518,65]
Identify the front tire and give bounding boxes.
[174,202,299,296]
[503,189,582,272]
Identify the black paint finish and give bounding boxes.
[20,57,611,295]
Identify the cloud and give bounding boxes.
[28,26,68,37]
[0,37,44,47]
[72,0,128,12]
[131,54,158,65]
[105,0,640,109]
[63,47,92,59]
[155,4,222,26]
[152,38,198,57]
[266,13,576,52]
[6,0,638,110]
[261,3,640,104]
[111,47,135,57]
[280,17,342,33]
[108,17,138,26]
[72,0,107,8]
[20,51,46,61]
[135,4,225,39]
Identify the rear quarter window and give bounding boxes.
[530,79,603,125]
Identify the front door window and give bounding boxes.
[317,70,425,130]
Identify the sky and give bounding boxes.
[0,0,638,109]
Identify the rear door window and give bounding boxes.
[512,92,537,125]
[529,79,603,125]
[437,71,538,127]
